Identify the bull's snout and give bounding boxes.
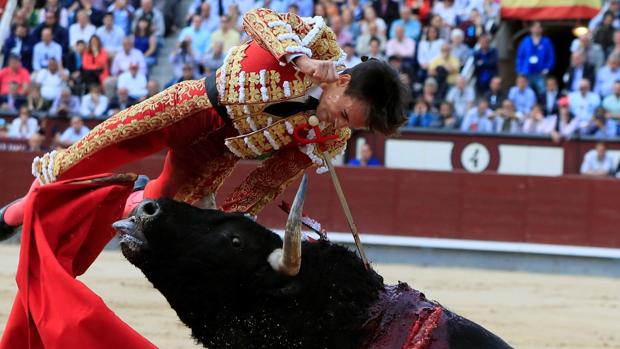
[135,199,161,220]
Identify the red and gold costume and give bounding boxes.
[30,9,349,215]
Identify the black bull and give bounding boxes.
[113,175,513,349]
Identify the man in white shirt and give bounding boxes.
[96,12,125,56]
[580,142,614,176]
[110,37,147,76]
[385,25,415,60]
[568,78,601,129]
[178,15,211,58]
[80,84,109,119]
[59,116,91,147]
[32,28,62,71]
[69,10,96,49]
[117,63,148,100]
[34,58,68,102]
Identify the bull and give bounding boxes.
[113,175,513,349]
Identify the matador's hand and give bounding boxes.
[294,56,338,84]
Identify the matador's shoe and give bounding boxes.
[0,199,21,241]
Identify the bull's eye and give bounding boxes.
[231,236,241,248]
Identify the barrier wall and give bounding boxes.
[1,151,618,248]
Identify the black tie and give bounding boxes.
[263,97,319,117]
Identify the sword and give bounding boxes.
[321,152,371,270]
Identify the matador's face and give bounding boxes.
[317,75,368,130]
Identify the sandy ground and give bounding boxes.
[0,244,618,349]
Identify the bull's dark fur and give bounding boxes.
[120,198,512,349]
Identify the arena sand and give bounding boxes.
[0,244,618,349]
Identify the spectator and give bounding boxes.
[433,0,458,27]
[342,8,361,41]
[202,41,224,75]
[169,38,199,82]
[80,84,109,118]
[508,74,537,115]
[37,0,69,28]
[172,64,196,85]
[539,76,562,116]
[210,16,240,53]
[580,142,614,176]
[494,99,522,133]
[407,98,434,127]
[516,21,555,95]
[457,8,484,47]
[69,10,96,49]
[460,99,494,132]
[435,101,458,128]
[27,84,46,113]
[7,106,39,139]
[59,116,90,147]
[117,63,147,100]
[367,37,386,61]
[96,12,125,56]
[602,80,620,135]
[473,34,497,94]
[522,104,556,135]
[372,0,400,30]
[107,0,134,35]
[450,28,471,68]
[110,37,147,76]
[134,17,158,67]
[348,143,381,166]
[446,76,475,119]
[388,55,414,85]
[330,15,353,47]
[73,0,105,27]
[587,107,616,138]
[416,26,445,73]
[66,40,86,88]
[589,0,620,30]
[386,25,416,61]
[593,11,616,55]
[35,58,68,104]
[389,6,421,40]
[343,43,362,68]
[31,11,69,51]
[347,0,364,21]
[484,76,504,110]
[570,33,605,70]
[82,35,109,86]
[132,0,165,38]
[195,2,220,34]
[421,77,442,110]
[0,82,27,112]
[107,87,135,116]
[179,15,211,59]
[594,53,620,97]
[0,54,30,96]
[609,30,620,58]
[146,79,159,98]
[568,78,602,130]
[2,24,34,70]
[49,87,81,117]
[32,28,63,71]
[361,6,387,36]
[564,51,596,93]
[429,43,460,86]
[550,97,579,141]
[28,130,48,152]
[356,21,386,57]
[429,14,450,40]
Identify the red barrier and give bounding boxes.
[1,151,618,248]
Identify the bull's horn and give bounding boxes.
[268,174,307,276]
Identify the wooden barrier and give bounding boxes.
[1,151,618,248]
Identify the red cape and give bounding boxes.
[1,174,156,349]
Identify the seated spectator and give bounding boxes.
[169,38,199,82]
[203,41,225,75]
[435,101,458,129]
[342,8,361,41]
[473,34,497,94]
[484,76,504,110]
[386,25,416,62]
[516,21,555,95]
[594,53,620,97]
[522,104,556,135]
[550,97,579,142]
[133,17,158,68]
[450,28,471,68]
[66,40,86,74]
[132,0,165,38]
[146,80,160,98]
[446,76,475,119]
[27,84,46,113]
[331,15,353,47]
[609,29,620,58]
[32,28,63,71]
[416,26,445,73]
[50,88,81,118]
[372,0,399,30]
[210,15,240,53]
[367,37,386,61]
[73,0,105,27]
[117,63,148,100]
[343,43,362,68]
[31,11,69,51]
[82,35,109,86]
[96,12,125,56]
[59,116,91,147]
[458,9,484,47]
[7,106,39,139]
[570,33,605,70]
[508,74,537,115]
[179,15,210,61]
[388,55,414,87]
[429,43,460,86]
[69,10,96,49]
[80,84,109,119]
[107,0,134,35]
[2,24,34,70]
[173,64,197,85]
[564,51,595,93]
[433,0,459,27]
[580,142,614,176]
[407,98,434,127]
[348,143,381,167]
[0,82,27,112]
[35,58,68,105]
[539,76,562,116]
[592,11,615,55]
[494,99,522,133]
[420,77,442,111]
[460,99,494,132]
[107,87,135,116]
[111,37,147,76]
[389,6,421,41]
[360,6,387,37]
[586,108,617,138]
[188,2,218,34]
[28,130,48,152]
[568,78,601,130]
[602,81,620,134]
[356,22,386,57]
[0,54,30,96]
